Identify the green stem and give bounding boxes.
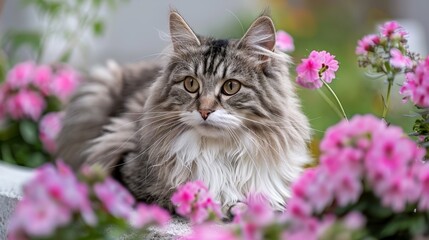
[320,79,348,121]
[317,88,344,120]
[382,76,394,120]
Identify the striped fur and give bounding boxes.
[57,11,312,214]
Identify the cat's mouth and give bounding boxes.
[194,124,225,137]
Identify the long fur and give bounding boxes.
[57,11,312,214]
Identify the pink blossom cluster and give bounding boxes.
[184,194,278,240]
[94,176,170,227]
[275,30,294,52]
[356,21,413,71]
[295,50,339,89]
[283,115,427,237]
[0,61,80,121]
[8,161,170,240]
[8,161,95,239]
[171,180,222,224]
[400,56,429,107]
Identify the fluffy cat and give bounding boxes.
[57,10,312,215]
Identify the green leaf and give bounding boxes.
[0,122,19,141]
[92,0,102,7]
[27,152,47,168]
[19,120,38,145]
[59,49,73,63]
[92,20,105,37]
[3,30,43,63]
[1,143,16,164]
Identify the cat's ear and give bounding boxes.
[169,11,200,51]
[238,15,276,54]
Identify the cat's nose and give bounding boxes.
[198,109,213,120]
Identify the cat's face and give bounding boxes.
[151,12,292,138]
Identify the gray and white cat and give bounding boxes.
[57,10,312,215]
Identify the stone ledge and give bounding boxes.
[0,162,34,239]
[0,162,190,240]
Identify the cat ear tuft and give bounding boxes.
[169,11,200,51]
[238,16,276,52]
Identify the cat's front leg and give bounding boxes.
[223,201,248,221]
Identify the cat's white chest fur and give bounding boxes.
[168,129,304,211]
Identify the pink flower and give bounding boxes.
[129,204,171,228]
[50,68,80,102]
[318,51,339,83]
[418,165,429,210]
[390,48,413,69]
[276,30,294,52]
[400,56,429,107]
[6,61,35,89]
[355,34,380,55]
[343,212,366,230]
[171,180,222,223]
[184,224,238,240]
[287,197,312,219]
[8,198,69,237]
[94,177,135,219]
[39,112,63,154]
[332,171,362,207]
[296,51,323,89]
[6,89,46,120]
[8,161,96,238]
[379,176,415,212]
[296,50,339,89]
[380,21,407,39]
[33,65,53,95]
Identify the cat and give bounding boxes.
[56,10,312,215]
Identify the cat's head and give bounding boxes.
[149,11,300,138]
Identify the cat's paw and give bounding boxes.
[223,202,248,221]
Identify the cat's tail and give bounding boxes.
[56,60,125,170]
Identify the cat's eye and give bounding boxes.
[183,76,199,93]
[222,80,241,96]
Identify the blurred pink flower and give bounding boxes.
[6,61,35,89]
[380,21,407,39]
[231,194,276,240]
[33,65,53,95]
[332,171,362,207]
[400,56,429,107]
[355,34,380,55]
[9,198,69,237]
[343,212,366,230]
[94,177,135,219]
[171,180,222,223]
[390,48,413,69]
[418,165,429,210]
[184,224,238,240]
[276,30,294,52]
[50,68,80,102]
[129,204,171,228]
[296,50,339,89]
[287,197,312,219]
[39,112,63,154]
[8,161,96,238]
[6,89,46,121]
